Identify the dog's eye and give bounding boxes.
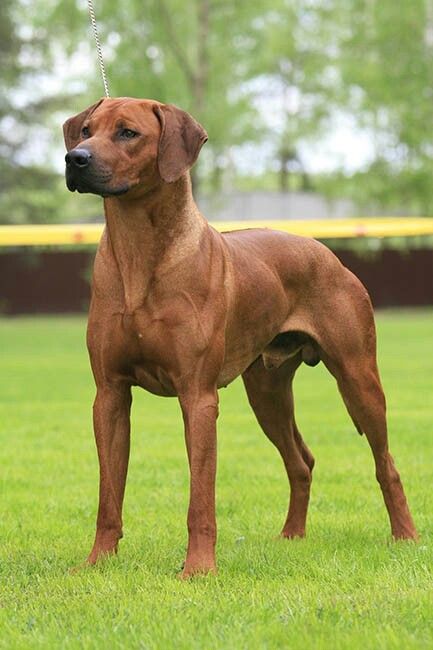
[119,128,138,139]
[81,126,90,138]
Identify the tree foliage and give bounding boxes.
[0,1,58,223]
[2,0,433,223]
[332,0,433,213]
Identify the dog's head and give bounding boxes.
[63,98,208,198]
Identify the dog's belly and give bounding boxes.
[216,362,251,389]
[217,342,269,388]
[215,251,294,387]
[217,312,290,389]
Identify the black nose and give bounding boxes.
[65,148,92,168]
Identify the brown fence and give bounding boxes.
[0,247,432,315]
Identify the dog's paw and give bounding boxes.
[177,563,217,580]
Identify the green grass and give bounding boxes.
[0,309,432,649]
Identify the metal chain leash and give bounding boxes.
[87,0,110,98]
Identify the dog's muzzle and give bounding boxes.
[65,148,129,197]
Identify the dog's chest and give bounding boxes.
[96,291,215,395]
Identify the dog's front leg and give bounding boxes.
[178,387,219,578]
[87,383,132,564]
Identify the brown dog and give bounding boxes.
[63,97,417,578]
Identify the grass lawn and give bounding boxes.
[0,309,432,649]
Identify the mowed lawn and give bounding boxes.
[0,310,432,649]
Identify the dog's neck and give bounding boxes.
[103,174,206,311]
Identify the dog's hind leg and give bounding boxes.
[242,355,314,538]
[318,301,418,541]
[294,425,315,474]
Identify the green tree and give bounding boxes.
[0,0,61,223]
[335,0,433,213]
[43,0,275,192]
[248,0,339,192]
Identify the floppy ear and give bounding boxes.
[62,99,104,151]
[153,103,208,183]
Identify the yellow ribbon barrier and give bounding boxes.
[1,217,433,247]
